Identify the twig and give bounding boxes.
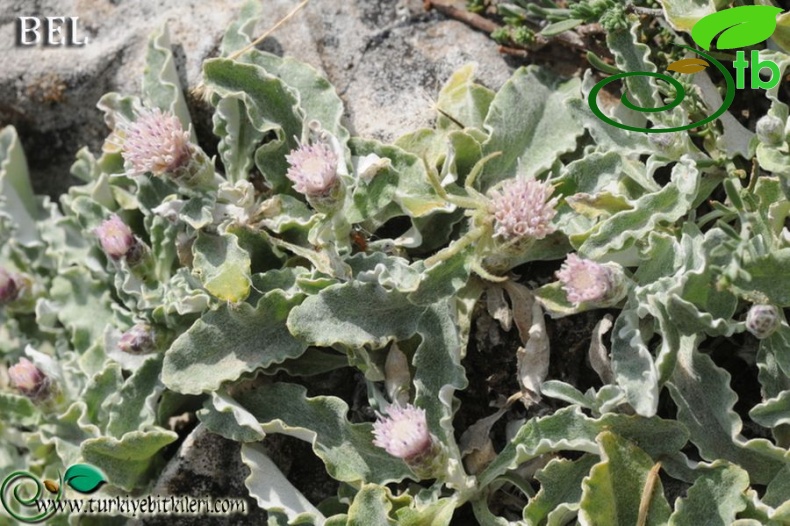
[498,45,529,58]
[424,0,499,34]
[425,0,597,56]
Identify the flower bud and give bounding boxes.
[746,304,780,339]
[372,404,445,479]
[8,358,51,401]
[118,323,157,354]
[95,215,137,261]
[0,267,20,304]
[489,176,558,249]
[756,114,785,146]
[556,253,625,307]
[647,128,681,154]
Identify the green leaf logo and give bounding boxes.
[692,5,783,51]
[63,464,107,494]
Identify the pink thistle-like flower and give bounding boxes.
[285,143,339,197]
[8,358,50,400]
[118,323,156,354]
[372,404,433,460]
[489,176,558,241]
[556,253,613,306]
[0,267,19,304]
[95,215,136,260]
[122,108,191,176]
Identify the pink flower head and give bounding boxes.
[372,404,433,460]
[556,253,614,306]
[0,267,19,304]
[95,215,135,260]
[9,357,50,400]
[490,176,558,241]
[557,254,613,307]
[122,108,191,176]
[285,143,339,197]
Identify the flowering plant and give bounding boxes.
[3,1,790,524]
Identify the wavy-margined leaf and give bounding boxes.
[667,335,787,484]
[348,137,450,222]
[524,455,598,525]
[691,5,783,50]
[567,92,651,157]
[246,51,350,146]
[610,303,660,417]
[479,66,581,190]
[435,64,495,132]
[44,269,114,353]
[142,25,194,140]
[81,428,178,491]
[287,281,467,450]
[198,390,266,443]
[732,247,790,306]
[162,291,307,394]
[192,231,251,303]
[577,157,699,259]
[287,281,421,349]
[218,0,260,56]
[579,431,671,526]
[212,95,267,184]
[395,498,456,526]
[668,461,749,526]
[346,484,397,526]
[105,356,164,438]
[203,58,303,193]
[235,382,412,484]
[241,443,325,523]
[479,406,688,487]
[606,21,662,116]
[750,390,790,429]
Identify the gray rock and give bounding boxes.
[2,0,512,198]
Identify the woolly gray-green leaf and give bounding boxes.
[667,335,787,484]
[162,291,307,394]
[81,428,178,491]
[203,58,303,193]
[480,66,581,189]
[142,24,194,139]
[669,461,749,526]
[192,231,251,303]
[235,382,412,484]
[579,431,671,526]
